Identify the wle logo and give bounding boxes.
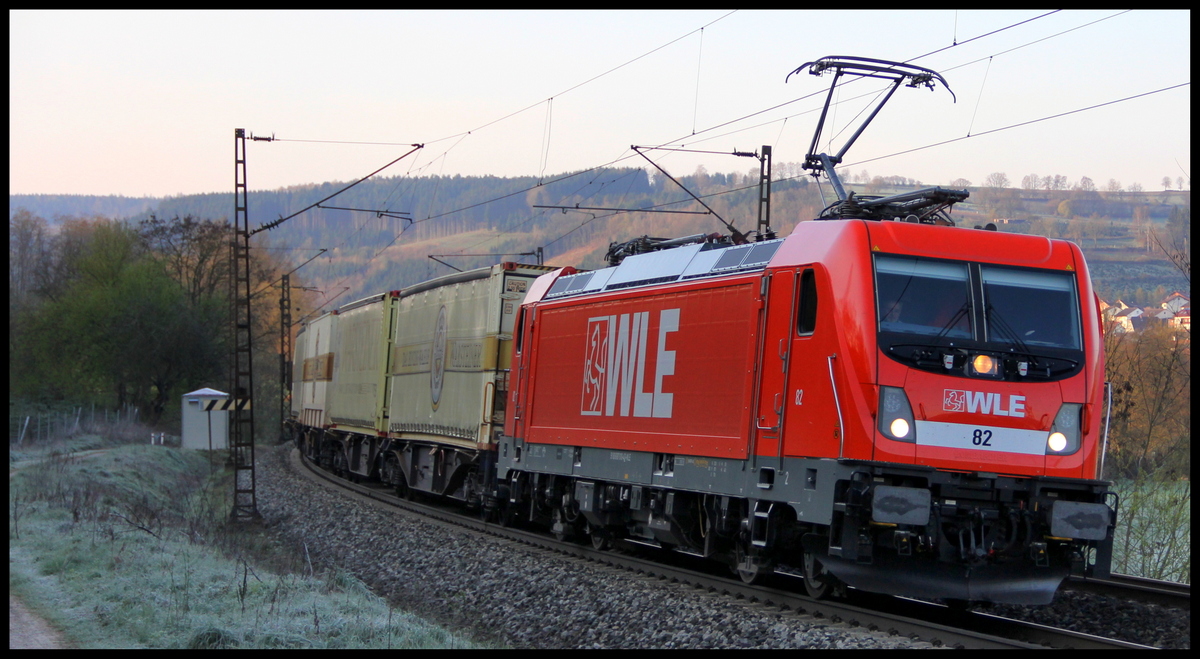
[582,309,679,418]
[944,389,1026,417]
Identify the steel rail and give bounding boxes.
[287,448,1157,649]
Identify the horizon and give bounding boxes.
[10,10,1190,199]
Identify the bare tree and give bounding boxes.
[1150,206,1190,285]
[983,172,1010,189]
[9,209,50,303]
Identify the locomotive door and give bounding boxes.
[507,304,535,442]
[754,269,799,463]
[782,266,841,459]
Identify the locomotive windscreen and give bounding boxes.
[980,266,1081,350]
[875,254,1083,354]
[875,256,972,339]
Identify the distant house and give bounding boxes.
[1167,308,1190,332]
[1147,306,1175,324]
[1112,306,1143,333]
[1102,299,1128,322]
[1161,291,1190,314]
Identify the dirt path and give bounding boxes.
[9,595,69,649]
[9,447,108,648]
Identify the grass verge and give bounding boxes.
[9,442,487,649]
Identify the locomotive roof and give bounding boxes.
[545,237,785,300]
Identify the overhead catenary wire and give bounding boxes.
[841,82,1190,170]
[273,10,1172,314]
[250,143,423,236]
[273,10,1030,268]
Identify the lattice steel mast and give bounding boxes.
[230,128,262,521]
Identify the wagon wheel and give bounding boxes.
[384,455,410,500]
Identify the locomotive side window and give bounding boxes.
[875,256,971,338]
[796,268,818,336]
[981,266,1080,350]
[515,308,527,355]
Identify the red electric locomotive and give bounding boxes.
[494,57,1115,604]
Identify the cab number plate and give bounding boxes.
[914,420,1047,455]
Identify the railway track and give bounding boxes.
[1064,573,1189,610]
[291,448,1161,650]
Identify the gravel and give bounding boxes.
[256,445,1189,649]
[985,590,1190,649]
[254,445,935,649]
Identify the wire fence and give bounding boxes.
[9,404,147,446]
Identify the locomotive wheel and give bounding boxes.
[803,550,835,599]
[587,522,610,550]
[551,507,573,542]
[552,506,580,542]
[497,504,517,528]
[734,542,768,584]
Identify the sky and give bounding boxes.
[9,10,1191,199]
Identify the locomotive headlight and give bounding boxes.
[878,386,915,443]
[1046,403,1082,455]
[970,354,999,377]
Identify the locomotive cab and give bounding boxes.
[774,219,1115,604]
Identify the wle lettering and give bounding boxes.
[944,389,1026,417]
[582,309,679,418]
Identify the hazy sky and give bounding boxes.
[9,9,1191,199]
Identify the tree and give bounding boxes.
[1150,206,1190,285]
[8,215,245,426]
[983,172,1010,189]
[8,209,50,303]
[1162,176,1173,190]
[1077,176,1096,192]
[948,178,971,188]
[138,215,230,305]
[1021,173,1040,190]
[1104,324,1191,479]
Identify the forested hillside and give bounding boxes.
[11,167,1189,312]
[9,168,1189,444]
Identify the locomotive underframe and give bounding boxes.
[496,437,1116,604]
